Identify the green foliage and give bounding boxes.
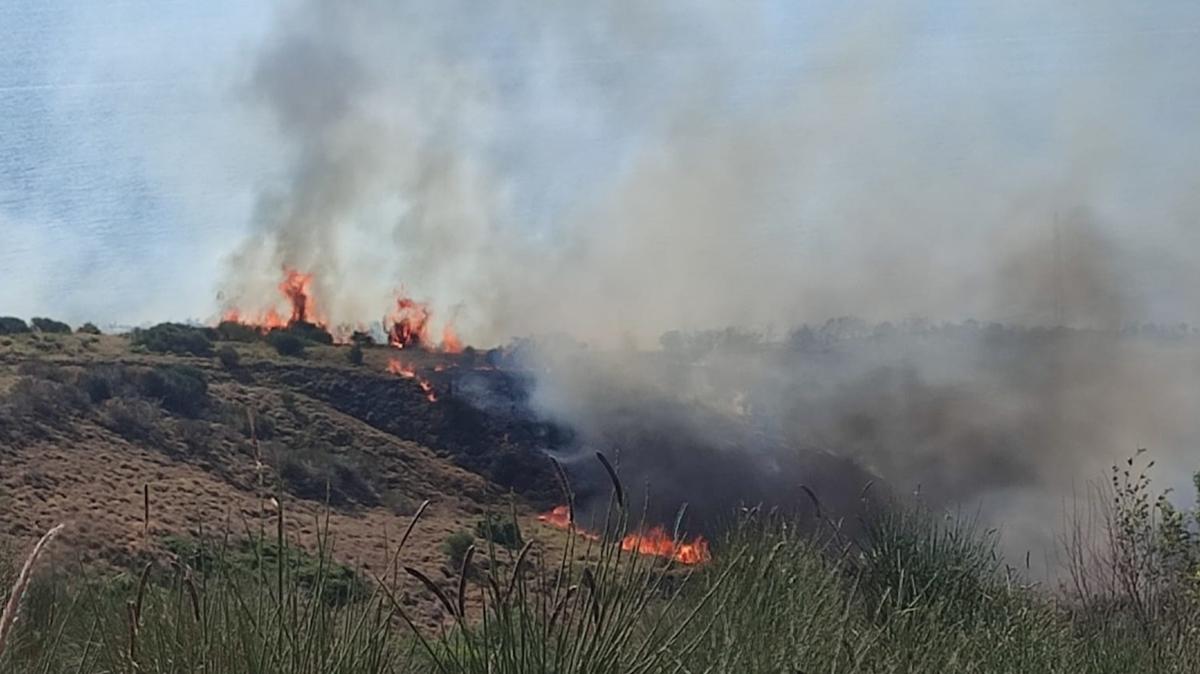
[131,322,214,356]
[441,530,475,569]
[276,445,379,507]
[268,330,306,357]
[97,397,163,442]
[76,321,102,335]
[282,321,333,345]
[137,365,209,416]
[31,317,72,334]
[1,519,402,674]
[347,343,364,366]
[474,513,523,549]
[0,316,30,334]
[215,319,262,342]
[216,344,241,369]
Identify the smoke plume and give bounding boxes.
[223,1,1200,567]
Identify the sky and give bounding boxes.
[1,1,1198,335]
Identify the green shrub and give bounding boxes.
[216,345,241,369]
[475,513,523,549]
[268,331,306,357]
[0,316,29,334]
[442,530,475,569]
[76,322,102,335]
[284,320,334,345]
[347,343,364,366]
[98,397,162,442]
[131,322,214,356]
[31,317,71,334]
[215,319,262,342]
[276,446,379,507]
[137,365,209,417]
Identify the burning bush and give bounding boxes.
[30,317,71,334]
[278,320,333,345]
[131,322,214,357]
[0,316,30,334]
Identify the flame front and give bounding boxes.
[387,358,439,402]
[620,526,711,565]
[538,506,711,565]
[222,267,325,331]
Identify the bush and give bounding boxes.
[137,365,209,417]
[268,331,306,357]
[31,317,71,334]
[0,316,29,334]
[131,322,214,356]
[76,322,102,335]
[215,320,261,343]
[176,418,213,454]
[276,446,379,507]
[98,397,162,442]
[216,345,241,369]
[475,513,523,549]
[347,343,364,366]
[5,377,86,422]
[283,321,333,345]
[442,530,475,569]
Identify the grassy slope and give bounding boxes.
[0,331,567,630]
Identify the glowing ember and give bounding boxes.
[387,358,439,402]
[538,506,710,565]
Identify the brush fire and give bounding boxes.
[537,505,712,565]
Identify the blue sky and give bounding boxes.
[2,1,1199,332]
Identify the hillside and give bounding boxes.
[0,327,566,629]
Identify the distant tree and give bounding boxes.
[347,343,364,366]
[0,317,29,334]
[76,322,102,335]
[268,331,305,358]
[31,317,72,334]
[217,345,241,369]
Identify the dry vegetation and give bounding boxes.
[1,321,1199,672]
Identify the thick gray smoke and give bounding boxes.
[224,1,1200,567]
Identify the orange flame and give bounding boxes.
[537,506,710,565]
[387,358,439,402]
[441,325,464,354]
[620,526,711,565]
[222,267,325,331]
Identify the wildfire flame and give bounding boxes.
[385,294,463,353]
[387,358,439,402]
[222,268,326,331]
[537,505,711,565]
[621,526,711,565]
